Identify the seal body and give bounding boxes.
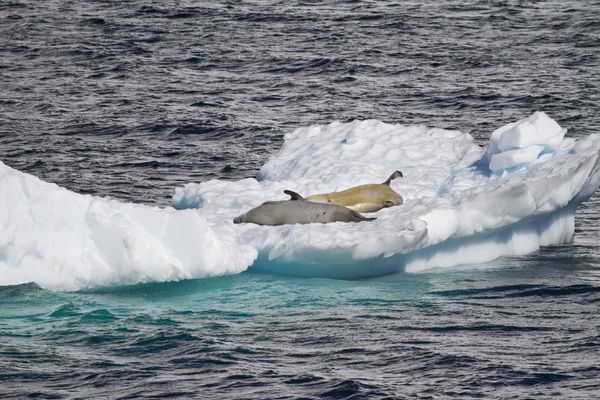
[285,171,404,213]
[233,200,376,226]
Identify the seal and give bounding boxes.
[284,171,403,213]
[233,200,376,226]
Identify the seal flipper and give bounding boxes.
[382,170,403,186]
[284,189,305,201]
[350,210,376,222]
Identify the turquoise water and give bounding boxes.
[2,0,600,398]
[3,239,600,398]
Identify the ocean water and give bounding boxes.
[1,1,600,399]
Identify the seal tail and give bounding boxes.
[284,189,305,201]
[383,170,403,186]
[350,210,376,223]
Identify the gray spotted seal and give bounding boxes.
[233,200,376,226]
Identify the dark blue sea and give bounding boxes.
[1,1,600,398]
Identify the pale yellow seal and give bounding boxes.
[284,171,403,213]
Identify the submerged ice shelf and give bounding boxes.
[1,112,600,290]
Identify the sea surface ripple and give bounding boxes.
[1,1,600,399]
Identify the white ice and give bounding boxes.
[1,112,599,291]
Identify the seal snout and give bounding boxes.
[233,216,243,224]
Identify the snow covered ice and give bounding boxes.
[1,112,600,291]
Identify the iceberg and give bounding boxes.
[1,112,599,291]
